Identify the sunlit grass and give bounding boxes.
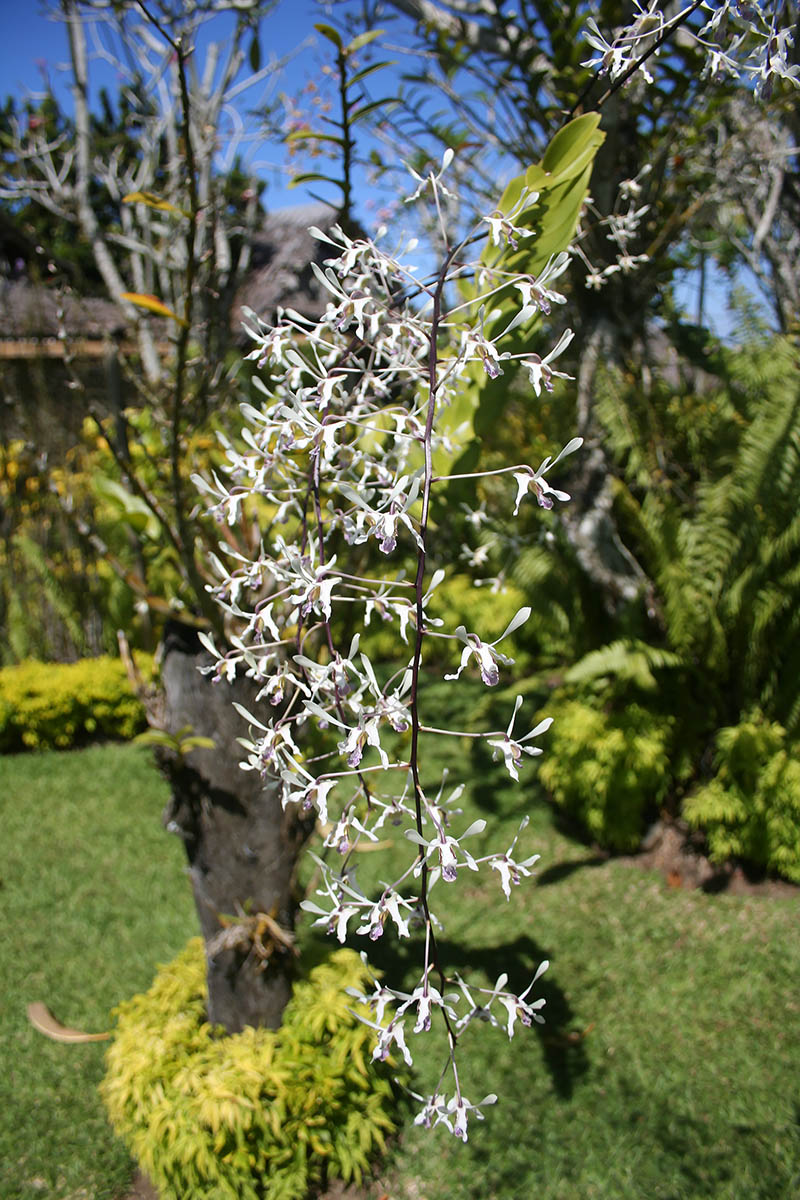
[0,744,198,1200]
[2,712,799,1200]
[304,678,800,1199]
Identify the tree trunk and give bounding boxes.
[158,622,309,1033]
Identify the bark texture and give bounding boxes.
[159,622,309,1033]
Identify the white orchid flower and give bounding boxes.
[445,607,531,686]
[524,328,575,396]
[513,436,583,514]
[489,814,543,900]
[488,696,554,782]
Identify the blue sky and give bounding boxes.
[0,1,324,121]
[0,0,404,217]
[0,0,762,336]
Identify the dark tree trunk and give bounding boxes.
[158,622,310,1033]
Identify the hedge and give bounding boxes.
[0,654,153,752]
[101,941,409,1199]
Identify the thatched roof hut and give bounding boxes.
[230,202,338,337]
[0,204,340,450]
[0,203,339,355]
[0,279,126,353]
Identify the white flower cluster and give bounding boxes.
[582,0,800,101]
[196,155,583,1137]
[569,167,653,292]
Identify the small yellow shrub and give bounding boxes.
[537,694,674,850]
[683,716,800,883]
[0,655,152,752]
[101,940,409,1200]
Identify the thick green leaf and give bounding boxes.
[439,114,604,474]
[483,113,603,278]
[314,23,343,49]
[541,111,605,175]
[344,29,384,55]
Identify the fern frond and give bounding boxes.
[565,639,684,691]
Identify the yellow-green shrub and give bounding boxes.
[0,655,152,752]
[683,716,800,883]
[537,694,674,850]
[101,940,408,1200]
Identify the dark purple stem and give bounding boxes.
[408,239,462,1033]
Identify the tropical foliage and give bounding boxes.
[0,437,127,664]
[0,653,152,751]
[522,333,800,876]
[601,334,800,734]
[536,694,675,850]
[101,940,409,1200]
[684,715,800,884]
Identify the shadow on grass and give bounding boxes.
[535,855,608,887]
[462,1083,800,1200]
[619,1086,800,1199]
[365,931,590,1100]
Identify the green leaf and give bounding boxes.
[133,729,181,750]
[344,29,383,55]
[349,97,397,124]
[438,114,604,475]
[541,111,604,176]
[288,172,342,189]
[178,736,217,753]
[314,22,343,49]
[249,34,261,74]
[287,130,346,147]
[564,639,684,690]
[92,476,161,538]
[348,61,394,87]
[484,112,603,275]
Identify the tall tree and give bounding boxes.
[1,0,311,1032]
[343,0,799,606]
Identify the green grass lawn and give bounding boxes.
[374,846,800,1200]
[0,744,198,1200]
[1,715,799,1200]
[313,679,800,1200]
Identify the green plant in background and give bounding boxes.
[684,716,800,884]
[286,23,395,233]
[133,724,216,760]
[8,532,90,659]
[101,940,409,1200]
[439,114,604,473]
[0,397,262,666]
[356,572,530,673]
[599,335,800,734]
[525,335,800,875]
[536,694,674,850]
[0,654,152,751]
[0,438,134,664]
[84,405,240,628]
